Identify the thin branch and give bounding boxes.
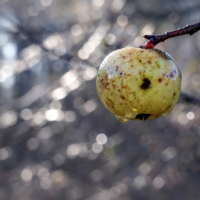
[1,14,74,62]
[179,93,200,105]
[140,22,200,49]
[17,25,74,61]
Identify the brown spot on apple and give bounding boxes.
[141,78,151,90]
[121,95,125,99]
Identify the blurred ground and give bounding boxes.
[1,0,200,200]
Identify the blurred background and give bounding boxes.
[1,0,200,199]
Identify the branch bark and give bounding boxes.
[140,22,200,49]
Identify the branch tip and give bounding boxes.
[140,21,200,48]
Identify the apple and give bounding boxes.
[96,47,181,122]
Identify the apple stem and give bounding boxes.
[140,21,200,49]
[140,41,154,49]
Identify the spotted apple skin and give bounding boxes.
[96,47,181,122]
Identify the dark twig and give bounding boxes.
[179,93,200,105]
[1,14,74,62]
[140,22,200,49]
[17,25,74,61]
